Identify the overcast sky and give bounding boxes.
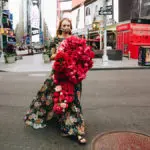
[9,0,57,37]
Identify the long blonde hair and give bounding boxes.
[56,18,72,37]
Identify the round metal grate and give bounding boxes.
[91,131,150,150]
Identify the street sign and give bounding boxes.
[99,5,113,15]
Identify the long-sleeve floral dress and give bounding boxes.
[24,37,85,137]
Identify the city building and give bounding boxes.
[116,0,150,59]
[56,0,61,27]
[71,0,150,59]
[43,19,51,47]
[16,0,43,45]
[56,0,72,28]
[72,0,85,8]
[0,0,16,50]
[71,0,116,38]
[60,0,72,19]
[72,0,85,36]
[140,0,150,19]
[119,0,150,22]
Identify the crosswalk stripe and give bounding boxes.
[28,73,47,77]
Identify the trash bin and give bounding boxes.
[107,49,123,60]
[138,46,150,66]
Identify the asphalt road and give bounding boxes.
[0,70,150,150]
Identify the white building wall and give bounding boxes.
[113,0,119,23]
[3,1,9,10]
[23,0,27,34]
[60,1,72,20]
[72,4,85,35]
[60,1,72,11]
[62,12,72,19]
[85,1,99,27]
[85,0,118,29]
[106,0,113,25]
[40,0,44,31]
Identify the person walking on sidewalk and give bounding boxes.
[24,18,91,144]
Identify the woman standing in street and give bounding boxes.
[24,18,87,144]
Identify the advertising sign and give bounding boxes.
[26,36,30,45]
[138,46,150,66]
[32,27,39,35]
[145,47,150,65]
[40,31,43,44]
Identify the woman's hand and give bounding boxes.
[50,54,57,60]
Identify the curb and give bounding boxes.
[0,70,7,72]
[1,67,150,73]
[16,52,42,57]
[90,66,150,71]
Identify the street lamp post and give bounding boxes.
[99,0,113,63]
[99,29,102,50]
[0,0,3,51]
[102,0,108,63]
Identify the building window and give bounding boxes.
[95,5,98,13]
[76,9,80,28]
[95,5,98,16]
[86,7,90,16]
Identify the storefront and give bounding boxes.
[87,23,116,50]
[116,19,150,59]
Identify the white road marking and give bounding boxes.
[28,73,47,77]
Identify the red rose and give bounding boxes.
[53,79,59,84]
[60,90,67,96]
[66,96,73,103]
[59,94,65,101]
[53,92,60,97]
[90,51,95,58]
[78,74,86,81]
[84,63,88,67]
[53,104,63,114]
[53,97,59,103]
[88,61,94,69]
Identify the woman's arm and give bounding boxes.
[50,47,56,60]
[49,38,57,60]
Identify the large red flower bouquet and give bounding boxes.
[51,36,94,114]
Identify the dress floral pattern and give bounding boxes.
[24,38,85,136]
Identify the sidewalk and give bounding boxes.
[92,58,150,70]
[0,54,150,72]
[0,54,52,72]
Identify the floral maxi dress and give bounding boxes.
[24,38,85,136]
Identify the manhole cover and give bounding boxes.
[91,131,150,150]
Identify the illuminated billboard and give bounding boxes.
[30,0,42,42]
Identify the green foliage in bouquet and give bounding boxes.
[43,46,51,57]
